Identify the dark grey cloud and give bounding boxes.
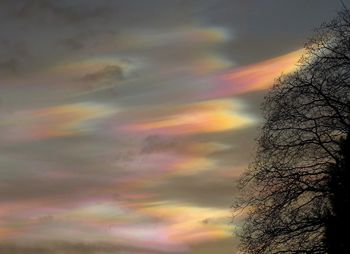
[197,0,350,64]
[60,37,85,51]
[1,0,348,76]
[0,58,19,75]
[0,1,116,75]
[81,65,124,83]
[141,135,181,154]
[10,0,115,24]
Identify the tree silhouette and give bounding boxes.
[236,8,350,254]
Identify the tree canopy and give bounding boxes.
[236,8,350,254]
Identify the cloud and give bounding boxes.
[116,26,230,51]
[141,135,177,154]
[109,223,188,252]
[140,170,240,208]
[81,65,124,83]
[0,2,345,254]
[61,37,85,50]
[202,49,303,99]
[0,102,116,143]
[0,241,155,254]
[0,58,19,75]
[41,57,136,94]
[130,201,231,245]
[13,0,113,24]
[122,100,255,136]
[190,239,238,254]
[141,135,228,156]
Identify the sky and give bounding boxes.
[0,1,348,253]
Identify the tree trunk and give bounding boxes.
[325,134,350,254]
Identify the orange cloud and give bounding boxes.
[207,49,303,98]
[1,103,115,142]
[172,157,215,175]
[124,99,254,135]
[132,201,231,244]
[193,54,232,74]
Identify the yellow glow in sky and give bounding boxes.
[126,100,254,135]
[212,49,303,96]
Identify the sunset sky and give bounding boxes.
[0,1,347,253]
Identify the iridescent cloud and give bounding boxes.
[0,102,115,142]
[203,49,303,98]
[0,2,310,253]
[131,201,231,244]
[123,100,255,136]
[112,26,230,51]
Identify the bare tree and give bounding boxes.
[236,8,350,254]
